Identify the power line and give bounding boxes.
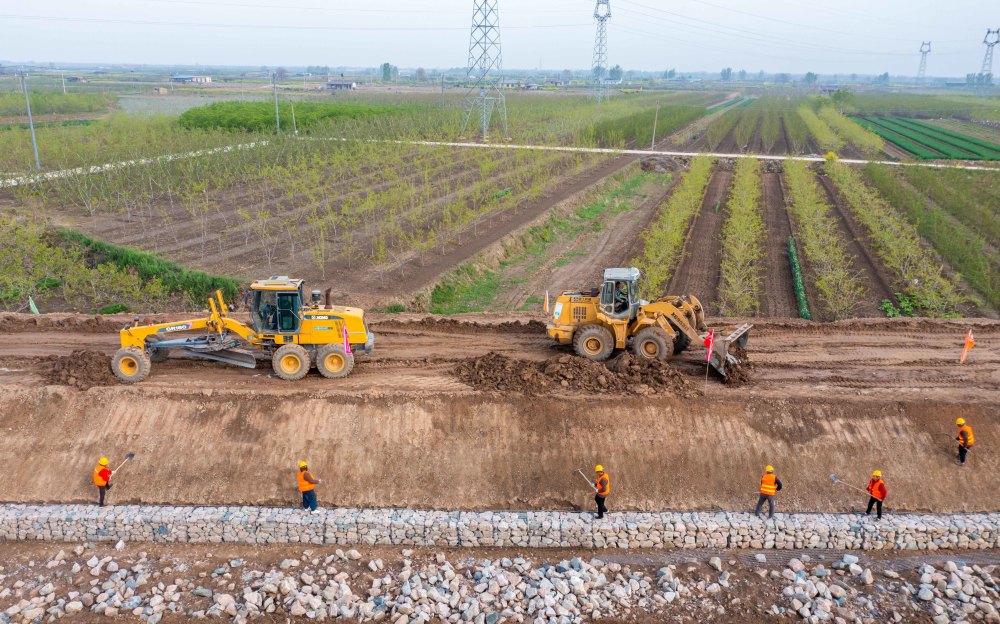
[0,13,590,31]
[124,0,580,15]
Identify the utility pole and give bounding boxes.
[650,104,659,150]
[290,100,298,134]
[981,29,999,85]
[440,74,445,109]
[272,72,281,133]
[592,0,611,103]
[917,41,931,83]
[460,0,509,141]
[60,70,66,94]
[19,71,41,171]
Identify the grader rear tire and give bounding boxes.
[632,327,672,362]
[272,344,310,381]
[112,347,151,383]
[316,344,354,379]
[573,325,615,362]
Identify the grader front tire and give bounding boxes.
[573,325,615,362]
[112,347,151,383]
[272,344,311,381]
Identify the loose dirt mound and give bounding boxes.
[375,317,547,335]
[42,349,120,389]
[722,346,752,386]
[453,352,698,397]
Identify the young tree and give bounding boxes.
[804,72,818,85]
[720,67,733,81]
[608,65,623,80]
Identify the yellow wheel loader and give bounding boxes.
[111,276,374,383]
[546,267,751,380]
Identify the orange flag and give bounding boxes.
[959,330,975,364]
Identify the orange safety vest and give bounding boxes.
[760,473,777,496]
[93,465,109,487]
[297,469,316,493]
[595,474,610,496]
[867,477,887,501]
[958,425,975,447]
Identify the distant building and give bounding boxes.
[152,87,169,95]
[500,79,522,89]
[171,75,212,84]
[326,81,357,90]
[66,76,87,83]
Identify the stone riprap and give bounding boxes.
[2,505,999,551]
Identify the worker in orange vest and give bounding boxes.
[956,418,975,465]
[93,457,113,507]
[755,465,782,519]
[865,470,887,520]
[297,461,321,514]
[594,465,610,520]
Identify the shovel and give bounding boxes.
[829,473,867,494]
[575,469,598,493]
[113,453,136,474]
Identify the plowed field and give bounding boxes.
[0,313,996,513]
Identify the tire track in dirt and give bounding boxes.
[665,167,733,314]
[814,171,896,316]
[760,172,799,318]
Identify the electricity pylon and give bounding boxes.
[460,0,509,141]
[917,41,931,82]
[592,0,611,102]
[981,29,1000,85]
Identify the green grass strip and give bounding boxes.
[787,236,812,320]
[56,229,242,304]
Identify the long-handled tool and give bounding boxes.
[829,473,867,494]
[575,469,598,493]
[113,453,136,473]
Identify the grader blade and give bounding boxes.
[706,323,752,380]
[174,348,258,369]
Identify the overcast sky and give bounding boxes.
[1,0,993,76]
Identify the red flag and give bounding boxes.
[960,330,975,364]
[704,329,715,363]
[342,322,352,355]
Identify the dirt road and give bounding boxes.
[0,313,996,513]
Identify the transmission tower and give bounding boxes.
[592,0,611,102]
[917,41,931,82]
[981,29,1000,84]
[460,0,509,141]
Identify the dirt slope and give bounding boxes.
[0,313,996,513]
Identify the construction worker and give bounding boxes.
[865,470,888,520]
[755,465,782,519]
[297,461,321,514]
[594,465,610,519]
[956,418,975,465]
[93,457,113,507]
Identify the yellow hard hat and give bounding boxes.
[99,457,109,466]
[765,465,774,472]
[595,465,604,472]
[956,418,966,425]
[873,470,882,477]
[298,461,308,468]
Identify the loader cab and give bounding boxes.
[250,277,304,335]
[600,267,641,320]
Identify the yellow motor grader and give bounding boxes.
[111,276,373,383]
[546,267,750,379]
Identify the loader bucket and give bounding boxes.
[706,323,752,381]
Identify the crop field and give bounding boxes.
[855,116,1000,160]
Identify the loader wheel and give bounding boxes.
[573,325,614,362]
[632,327,672,362]
[272,344,310,381]
[145,335,169,363]
[316,344,355,379]
[112,347,151,383]
[673,332,691,355]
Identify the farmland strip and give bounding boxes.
[717,158,764,316]
[825,162,964,316]
[760,171,798,317]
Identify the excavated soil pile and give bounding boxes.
[453,352,697,397]
[723,345,752,386]
[41,349,120,389]
[375,317,547,335]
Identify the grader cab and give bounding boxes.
[111,277,374,383]
[546,267,750,379]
